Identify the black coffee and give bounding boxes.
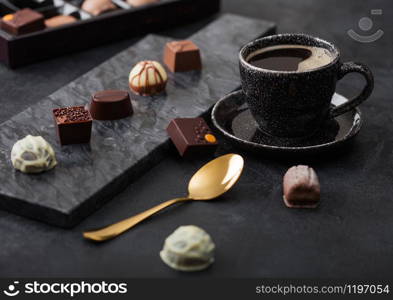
[247,45,334,72]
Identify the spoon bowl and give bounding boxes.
[188,154,244,200]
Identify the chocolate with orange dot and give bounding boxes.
[0,9,45,36]
[166,118,218,157]
[53,106,92,145]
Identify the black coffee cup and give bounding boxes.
[239,33,374,138]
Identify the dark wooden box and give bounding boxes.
[0,0,220,68]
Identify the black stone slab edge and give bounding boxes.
[0,14,276,227]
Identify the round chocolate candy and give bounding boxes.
[11,135,57,174]
[129,60,168,96]
[89,90,133,120]
[81,0,117,16]
[44,15,78,28]
[127,0,159,7]
[160,225,215,272]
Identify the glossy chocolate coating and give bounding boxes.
[166,118,218,157]
[0,9,45,36]
[163,40,202,72]
[81,0,117,16]
[89,90,133,120]
[45,15,78,28]
[53,106,92,145]
[283,165,320,208]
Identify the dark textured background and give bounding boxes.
[0,0,392,278]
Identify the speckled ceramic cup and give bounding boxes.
[239,33,374,138]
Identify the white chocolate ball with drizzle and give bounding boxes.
[129,60,168,96]
[11,135,57,173]
[160,225,215,271]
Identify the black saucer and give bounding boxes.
[211,91,362,154]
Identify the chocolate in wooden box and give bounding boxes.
[0,0,220,68]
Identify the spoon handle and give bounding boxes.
[83,197,189,242]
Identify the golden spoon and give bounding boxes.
[83,153,244,242]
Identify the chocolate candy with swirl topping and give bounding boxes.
[283,165,320,208]
[129,60,168,96]
[164,40,202,72]
[166,118,218,157]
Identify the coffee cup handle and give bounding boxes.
[329,62,374,118]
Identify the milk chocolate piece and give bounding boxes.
[129,60,168,96]
[53,106,92,145]
[0,9,44,35]
[81,0,117,16]
[164,40,202,72]
[45,15,78,28]
[166,118,218,157]
[283,165,320,208]
[127,0,159,7]
[89,90,133,120]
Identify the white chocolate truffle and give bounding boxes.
[11,135,57,173]
[160,225,215,271]
[129,60,168,96]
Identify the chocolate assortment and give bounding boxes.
[283,165,320,208]
[0,0,220,68]
[0,0,123,37]
[0,15,277,227]
[164,40,202,72]
[166,118,218,157]
[15,37,208,158]
[129,61,168,96]
[53,106,93,145]
[89,90,133,120]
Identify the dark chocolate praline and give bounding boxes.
[166,118,218,157]
[53,106,93,145]
[89,90,133,120]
